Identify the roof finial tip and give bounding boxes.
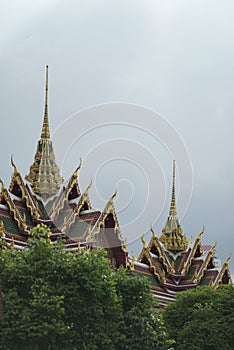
[41,66,50,139]
[169,159,177,216]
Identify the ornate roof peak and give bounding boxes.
[25,66,63,199]
[159,160,188,252]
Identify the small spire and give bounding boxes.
[169,160,177,216]
[159,160,188,251]
[41,65,50,139]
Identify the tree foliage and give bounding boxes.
[115,268,173,350]
[0,224,172,350]
[162,284,234,350]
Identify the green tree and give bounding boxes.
[0,224,172,349]
[115,268,174,350]
[162,285,234,350]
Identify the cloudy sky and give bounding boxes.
[0,1,234,275]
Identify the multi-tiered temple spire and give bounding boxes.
[159,160,188,251]
[25,66,63,199]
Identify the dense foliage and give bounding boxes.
[0,224,172,350]
[162,284,234,350]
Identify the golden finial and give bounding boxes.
[73,158,82,179]
[141,235,147,249]
[81,179,92,203]
[150,225,156,239]
[41,65,50,139]
[86,179,92,191]
[169,160,177,216]
[109,190,117,204]
[224,253,232,266]
[211,241,217,252]
[198,225,205,240]
[78,242,82,252]
[11,154,19,175]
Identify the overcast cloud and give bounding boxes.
[0,0,233,275]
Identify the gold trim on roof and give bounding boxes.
[182,226,205,274]
[60,180,92,233]
[9,156,39,219]
[93,191,120,237]
[137,242,165,284]
[92,191,126,255]
[50,159,82,219]
[0,179,27,231]
[149,226,174,275]
[214,254,232,288]
[194,242,217,284]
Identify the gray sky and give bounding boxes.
[0,0,233,275]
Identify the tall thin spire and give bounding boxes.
[41,65,50,139]
[26,66,63,199]
[169,160,177,216]
[159,160,188,251]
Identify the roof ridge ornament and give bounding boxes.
[11,154,19,175]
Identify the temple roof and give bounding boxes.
[133,160,232,306]
[0,67,231,308]
[0,67,127,267]
[135,227,232,307]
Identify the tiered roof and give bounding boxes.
[131,162,232,307]
[0,67,231,307]
[0,66,127,267]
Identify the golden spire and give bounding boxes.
[159,160,188,252]
[26,66,63,199]
[41,65,50,139]
[169,160,177,216]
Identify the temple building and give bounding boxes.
[133,161,232,307]
[0,67,232,307]
[0,66,127,268]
